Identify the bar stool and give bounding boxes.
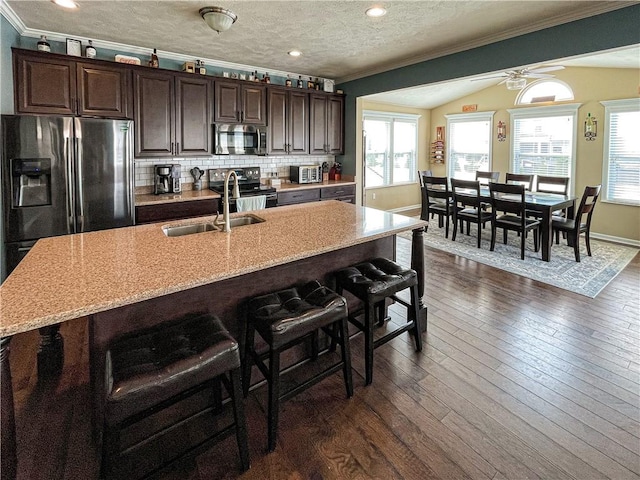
[101,312,250,479]
[243,280,353,452]
[334,258,423,386]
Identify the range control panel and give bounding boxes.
[208,167,261,185]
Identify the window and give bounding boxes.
[445,111,494,180]
[363,111,419,188]
[516,79,574,105]
[508,104,580,194]
[601,99,640,205]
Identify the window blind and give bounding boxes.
[605,109,640,204]
[446,113,492,180]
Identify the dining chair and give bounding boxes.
[418,170,434,220]
[506,173,534,191]
[417,170,433,187]
[423,176,454,238]
[451,178,492,248]
[489,182,541,260]
[552,185,601,262]
[535,175,569,194]
[475,170,500,185]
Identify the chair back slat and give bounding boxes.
[424,176,449,201]
[506,173,534,191]
[536,175,569,194]
[476,171,500,185]
[451,178,482,208]
[489,182,526,216]
[418,170,433,187]
[575,185,601,229]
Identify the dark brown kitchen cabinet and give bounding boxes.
[309,93,344,155]
[267,87,309,155]
[277,188,320,206]
[134,70,212,158]
[320,184,356,203]
[13,48,131,118]
[214,80,266,125]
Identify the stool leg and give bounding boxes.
[376,301,386,326]
[242,322,256,397]
[229,368,251,471]
[329,285,344,352]
[409,284,423,352]
[364,301,375,386]
[212,377,223,414]
[338,318,353,398]
[101,424,120,479]
[310,330,319,361]
[267,348,281,452]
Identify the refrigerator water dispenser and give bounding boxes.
[12,158,52,207]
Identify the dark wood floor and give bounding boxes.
[9,239,640,479]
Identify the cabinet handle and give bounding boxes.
[236,110,240,121]
[176,142,180,154]
[171,142,174,155]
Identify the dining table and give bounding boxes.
[421,185,576,262]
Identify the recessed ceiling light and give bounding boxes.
[288,50,302,57]
[365,6,387,17]
[51,0,79,8]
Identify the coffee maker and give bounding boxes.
[154,164,181,194]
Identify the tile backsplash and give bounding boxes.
[135,155,335,192]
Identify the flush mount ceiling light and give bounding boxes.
[51,0,78,8]
[365,6,387,17]
[288,50,302,57]
[199,6,238,33]
[506,77,527,90]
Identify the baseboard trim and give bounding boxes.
[591,232,640,248]
[388,204,421,214]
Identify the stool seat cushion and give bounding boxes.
[105,313,239,426]
[335,258,417,304]
[248,281,347,349]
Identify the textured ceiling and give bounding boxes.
[4,0,636,83]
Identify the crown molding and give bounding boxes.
[0,2,332,83]
[336,2,638,84]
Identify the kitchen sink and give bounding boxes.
[228,215,265,227]
[162,215,265,237]
[162,222,218,237]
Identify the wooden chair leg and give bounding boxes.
[573,233,581,262]
[490,222,497,251]
[364,302,375,386]
[452,213,458,241]
[444,213,450,238]
[338,318,354,398]
[520,229,525,260]
[267,348,281,452]
[242,323,256,397]
[476,221,481,248]
[585,231,592,257]
[229,368,250,471]
[409,284,423,351]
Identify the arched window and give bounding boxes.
[515,79,574,105]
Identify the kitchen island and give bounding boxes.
[0,201,427,479]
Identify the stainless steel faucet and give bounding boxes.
[215,170,240,232]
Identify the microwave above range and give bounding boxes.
[214,124,267,155]
[290,165,322,184]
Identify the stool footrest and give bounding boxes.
[373,321,416,348]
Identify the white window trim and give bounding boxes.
[445,111,495,178]
[515,78,575,105]
[362,110,421,189]
[600,98,640,206]
[508,103,581,196]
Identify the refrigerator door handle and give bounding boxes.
[65,136,75,233]
[75,124,85,233]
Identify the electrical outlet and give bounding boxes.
[372,193,376,200]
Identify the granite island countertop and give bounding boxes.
[0,201,426,336]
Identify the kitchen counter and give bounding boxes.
[0,201,425,337]
[134,180,355,206]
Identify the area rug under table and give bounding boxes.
[398,225,638,298]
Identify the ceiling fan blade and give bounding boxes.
[528,65,565,74]
[497,78,509,85]
[525,73,554,78]
[470,75,507,81]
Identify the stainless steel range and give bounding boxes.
[208,166,277,211]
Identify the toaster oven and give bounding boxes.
[290,165,322,184]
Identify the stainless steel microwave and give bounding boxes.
[214,124,267,155]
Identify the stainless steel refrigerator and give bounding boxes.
[2,115,134,278]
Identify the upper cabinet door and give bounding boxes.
[214,81,240,123]
[267,88,288,154]
[175,76,212,156]
[327,95,344,155]
[288,90,309,154]
[76,62,131,119]
[134,70,175,158]
[309,94,328,155]
[241,84,266,125]
[14,51,76,115]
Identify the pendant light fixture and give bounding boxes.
[199,6,238,33]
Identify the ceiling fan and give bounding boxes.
[472,65,565,90]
